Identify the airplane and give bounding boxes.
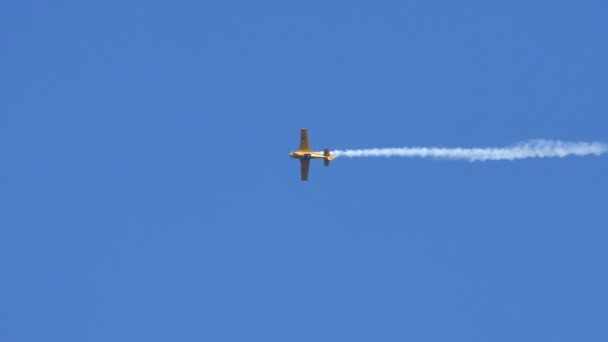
[289,128,336,181]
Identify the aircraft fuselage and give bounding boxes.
[289,151,326,160]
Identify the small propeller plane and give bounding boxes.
[289,128,336,181]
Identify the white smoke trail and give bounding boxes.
[328,140,608,162]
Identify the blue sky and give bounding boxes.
[1,0,607,341]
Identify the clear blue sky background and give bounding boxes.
[1,1,607,341]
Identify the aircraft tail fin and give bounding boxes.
[323,148,334,166]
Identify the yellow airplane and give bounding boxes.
[289,128,336,181]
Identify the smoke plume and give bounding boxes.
[330,140,607,162]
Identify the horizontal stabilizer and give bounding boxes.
[324,148,332,166]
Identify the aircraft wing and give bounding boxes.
[299,128,312,152]
[300,158,310,181]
